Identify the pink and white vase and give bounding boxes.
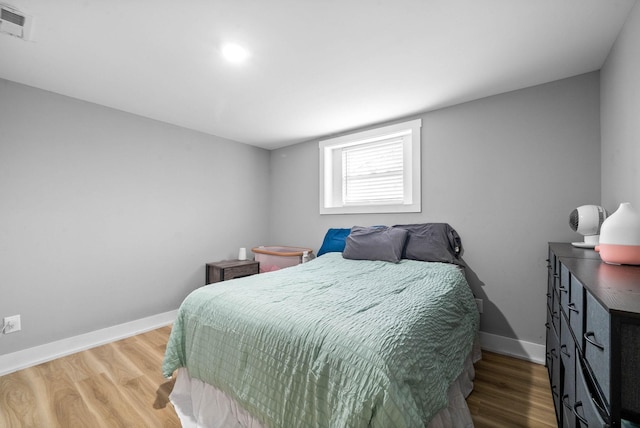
[595,202,640,265]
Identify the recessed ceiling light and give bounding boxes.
[222,43,250,64]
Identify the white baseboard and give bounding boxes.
[0,310,177,377]
[479,331,546,365]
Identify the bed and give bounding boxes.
[162,224,480,427]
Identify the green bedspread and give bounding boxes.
[162,253,479,428]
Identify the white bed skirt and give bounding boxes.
[169,339,481,428]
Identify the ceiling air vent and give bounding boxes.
[0,4,31,39]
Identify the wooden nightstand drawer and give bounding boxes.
[206,260,260,284]
[223,264,260,280]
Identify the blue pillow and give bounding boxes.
[317,228,351,256]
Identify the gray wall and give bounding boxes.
[0,79,271,355]
[269,73,601,346]
[601,1,640,211]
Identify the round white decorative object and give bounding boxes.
[599,203,640,245]
[595,202,640,265]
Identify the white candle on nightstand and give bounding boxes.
[238,247,247,260]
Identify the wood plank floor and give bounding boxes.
[468,351,557,427]
[0,326,556,427]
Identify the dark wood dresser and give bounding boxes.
[546,242,640,427]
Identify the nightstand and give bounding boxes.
[206,260,260,284]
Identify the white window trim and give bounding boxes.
[319,119,422,215]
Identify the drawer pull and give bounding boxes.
[558,285,568,293]
[567,303,579,313]
[573,401,588,425]
[552,310,559,320]
[560,344,570,357]
[584,331,605,350]
[545,322,550,330]
[562,394,572,410]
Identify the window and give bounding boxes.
[319,119,421,214]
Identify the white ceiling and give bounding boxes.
[0,0,636,150]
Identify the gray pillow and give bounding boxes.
[342,226,408,263]
[393,223,463,265]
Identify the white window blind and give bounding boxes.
[342,138,404,205]
[319,118,421,215]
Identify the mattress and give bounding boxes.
[163,253,479,427]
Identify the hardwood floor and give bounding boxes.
[0,326,179,428]
[0,327,556,427]
[468,351,557,427]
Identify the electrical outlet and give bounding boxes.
[3,315,21,334]
[475,298,483,314]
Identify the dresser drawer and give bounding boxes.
[546,308,554,344]
[548,250,559,306]
[568,275,584,352]
[561,312,578,428]
[547,326,562,419]
[561,311,576,392]
[584,292,610,405]
[574,363,607,428]
[552,288,561,336]
[547,266,555,312]
[559,264,571,309]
